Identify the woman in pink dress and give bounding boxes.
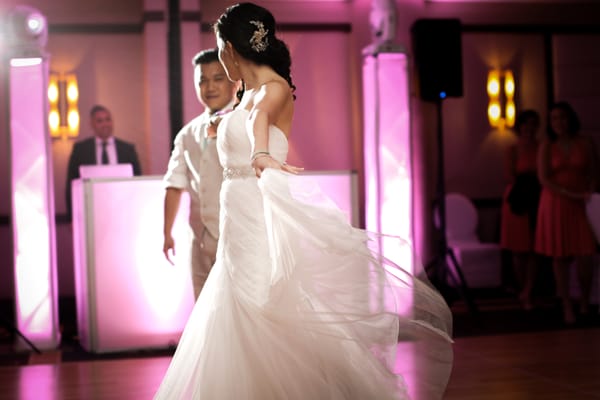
[535,101,597,324]
[500,110,541,310]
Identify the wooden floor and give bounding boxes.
[446,328,600,400]
[0,328,599,399]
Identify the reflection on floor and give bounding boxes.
[1,287,599,364]
[0,291,599,400]
[0,328,599,400]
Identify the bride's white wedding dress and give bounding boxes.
[154,108,453,400]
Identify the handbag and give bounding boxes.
[507,172,541,217]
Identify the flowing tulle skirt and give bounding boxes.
[154,169,453,400]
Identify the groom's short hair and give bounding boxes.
[193,48,219,66]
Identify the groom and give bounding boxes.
[162,48,239,300]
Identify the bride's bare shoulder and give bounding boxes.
[258,80,292,102]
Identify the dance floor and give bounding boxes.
[1,293,599,399]
[0,327,598,400]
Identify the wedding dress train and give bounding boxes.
[154,108,453,400]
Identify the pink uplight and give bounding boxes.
[72,178,194,353]
[9,57,61,349]
[71,172,359,353]
[362,52,414,273]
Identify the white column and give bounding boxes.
[362,51,414,273]
[9,56,61,350]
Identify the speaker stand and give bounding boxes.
[0,313,41,354]
[425,98,479,317]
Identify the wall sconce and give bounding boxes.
[487,69,515,129]
[48,73,80,138]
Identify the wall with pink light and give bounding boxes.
[447,33,547,199]
[28,30,356,222]
[0,0,143,25]
[47,34,147,215]
[3,0,600,299]
[553,35,600,139]
[197,30,355,171]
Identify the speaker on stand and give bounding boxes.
[411,19,478,315]
[412,18,463,102]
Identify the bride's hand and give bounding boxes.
[252,155,279,177]
[251,155,304,178]
[281,162,303,175]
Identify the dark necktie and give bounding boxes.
[101,141,109,165]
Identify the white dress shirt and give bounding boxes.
[163,104,234,239]
[95,136,117,165]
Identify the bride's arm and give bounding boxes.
[248,81,302,177]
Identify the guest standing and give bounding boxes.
[500,110,542,310]
[535,101,597,324]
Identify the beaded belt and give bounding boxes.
[223,166,255,180]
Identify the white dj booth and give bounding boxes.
[71,171,358,353]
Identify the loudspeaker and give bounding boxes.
[411,19,463,102]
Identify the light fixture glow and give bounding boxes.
[505,100,516,127]
[47,78,59,103]
[10,57,42,67]
[486,70,500,97]
[26,14,45,35]
[5,6,48,57]
[48,73,80,139]
[48,110,60,131]
[488,101,501,121]
[504,71,515,96]
[67,80,79,101]
[68,110,80,130]
[487,69,515,129]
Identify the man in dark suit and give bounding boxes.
[65,104,142,217]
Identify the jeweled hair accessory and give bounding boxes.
[249,20,268,52]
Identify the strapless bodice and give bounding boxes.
[217,108,288,171]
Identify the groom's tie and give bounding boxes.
[101,141,109,165]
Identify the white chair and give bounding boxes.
[585,193,600,244]
[438,192,503,288]
[569,193,600,305]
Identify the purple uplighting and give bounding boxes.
[362,52,414,273]
[9,57,61,349]
[71,178,194,353]
[69,172,358,353]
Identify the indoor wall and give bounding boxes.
[2,0,600,299]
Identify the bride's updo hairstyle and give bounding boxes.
[214,2,296,98]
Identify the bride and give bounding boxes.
[154,3,453,399]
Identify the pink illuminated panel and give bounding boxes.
[363,50,418,399]
[9,57,61,349]
[72,172,358,353]
[72,177,194,353]
[362,53,413,273]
